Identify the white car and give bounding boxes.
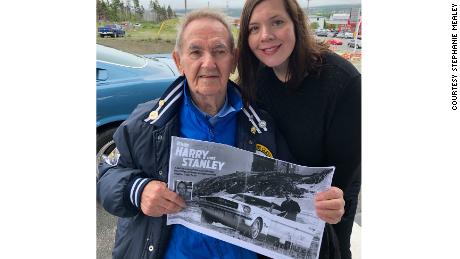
[344,32,354,39]
[198,193,315,247]
[336,32,345,38]
[348,39,362,49]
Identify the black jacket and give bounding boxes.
[256,52,360,259]
[97,77,291,259]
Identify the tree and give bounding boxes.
[140,5,145,19]
[133,0,144,20]
[133,0,140,11]
[124,0,132,20]
[251,156,275,172]
[167,5,173,19]
[149,0,158,22]
[109,0,122,21]
[148,0,168,22]
[309,22,319,30]
[159,4,167,21]
[325,23,337,30]
[97,0,109,21]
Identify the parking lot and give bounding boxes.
[96,203,117,259]
[317,36,362,53]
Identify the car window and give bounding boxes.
[245,196,271,208]
[234,194,272,208]
[232,194,245,202]
[97,45,147,68]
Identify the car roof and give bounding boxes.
[97,44,147,68]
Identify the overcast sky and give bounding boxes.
[139,0,361,10]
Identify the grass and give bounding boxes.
[96,18,241,55]
[126,19,179,41]
[97,19,179,41]
[96,19,181,54]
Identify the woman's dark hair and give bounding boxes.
[237,0,329,102]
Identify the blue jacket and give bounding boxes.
[97,76,292,259]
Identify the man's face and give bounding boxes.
[177,182,187,196]
[173,18,236,100]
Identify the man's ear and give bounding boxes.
[231,48,239,73]
[172,51,184,75]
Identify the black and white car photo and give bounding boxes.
[167,137,335,259]
[198,193,315,247]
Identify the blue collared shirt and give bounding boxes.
[177,80,243,146]
[164,80,256,259]
[191,94,236,127]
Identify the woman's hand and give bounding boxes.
[315,187,345,224]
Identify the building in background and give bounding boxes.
[308,15,326,29]
[326,7,361,35]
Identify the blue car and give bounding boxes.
[97,44,179,168]
[98,24,125,38]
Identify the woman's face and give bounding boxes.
[248,0,296,71]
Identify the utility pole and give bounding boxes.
[352,8,361,53]
[184,0,187,15]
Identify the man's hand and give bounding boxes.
[140,180,186,217]
[315,187,345,224]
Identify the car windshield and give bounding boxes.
[97,45,147,68]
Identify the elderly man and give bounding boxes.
[97,9,294,259]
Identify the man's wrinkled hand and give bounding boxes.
[140,181,186,217]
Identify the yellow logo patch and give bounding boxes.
[256,144,273,158]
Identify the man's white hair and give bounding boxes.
[174,9,235,54]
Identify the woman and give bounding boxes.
[237,1,361,259]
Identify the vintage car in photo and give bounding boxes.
[198,193,315,248]
[96,44,179,173]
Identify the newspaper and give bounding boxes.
[167,136,335,259]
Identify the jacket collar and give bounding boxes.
[143,76,268,134]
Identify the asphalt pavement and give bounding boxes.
[97,203,117,259]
